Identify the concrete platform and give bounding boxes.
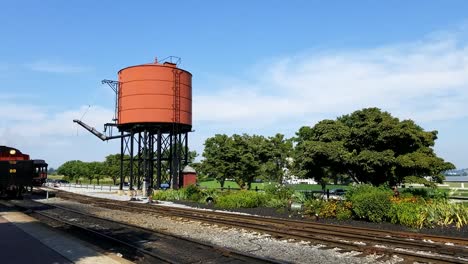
[0,207,132,264]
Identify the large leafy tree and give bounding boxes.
[199,134,234,188]
[201,134,291,189]
[262,133,293,183]
[230,134,267,189]
[294,108,454,186]
[103,154,122,185]
[87,161,105,184]
[56,160,88,183]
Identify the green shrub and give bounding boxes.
[428,189,449,201]
[184,185,203,202]
[320,201,338,218]
[153,189,187,201]
[424,201,468,228]
[215,191,267,209]
[400,188,449,201]
[401,188,429,198]
[198,188,221,203]
[336,201,353,220]
[303,199,325,216]
[348,185,393,222]
[265,197,288,208]
[291,191,307,203]
[388,200,426,228]
[303,199,352,220]
[264,183,294,200]
[388,197,468,229]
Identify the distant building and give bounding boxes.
[284,176,317,185]
[444,168,468,177]
[444,176,468,189]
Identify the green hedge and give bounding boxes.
[347,185,393,223]
[215,191,268,209]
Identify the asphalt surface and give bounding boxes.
[0,215,71,264]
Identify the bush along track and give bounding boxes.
[154,184,468,231]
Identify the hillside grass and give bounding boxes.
[47,175,116,185]
[198,180,264,189]
[287,184,350,191]
[198,180,349,191]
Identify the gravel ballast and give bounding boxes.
[37,187,405,264]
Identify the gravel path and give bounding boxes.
[37,194,403,264]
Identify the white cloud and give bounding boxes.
[194,34,468,125]
[0,102,115,167]
[0,105,113,139]
[3,29,468,168]
[0,103,46,121]
[26,60,90,73]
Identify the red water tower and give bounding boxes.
[74,57,192,193]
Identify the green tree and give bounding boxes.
[262,133,293,184]
[231,134,266,189]
[56,160,88,183]
[201,134,268,190]
[103,154,121,185]
[294,108,455,186]
[200,134,234,188]
[87,161,104,184]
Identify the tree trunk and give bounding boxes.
[348,170,360,184]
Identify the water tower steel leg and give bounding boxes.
[149,131,154,192]
[129,131,134,190]
[161,133,170,185]
[184,132,188,165]
[119,131,124,190]
[178,132,183,187]
[137,132,143,189]
[143,130,152,196]
[170,133,179,189]
[156,129,162,190]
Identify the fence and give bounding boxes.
[45,182,125,191]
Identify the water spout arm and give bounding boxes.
[73,119,107,141]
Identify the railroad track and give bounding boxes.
[43,188,468,263]
[6,198,283,264]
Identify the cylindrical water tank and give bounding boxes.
[117,62,192,128]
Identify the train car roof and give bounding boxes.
[0,145,23,155]
[32,159,48,165]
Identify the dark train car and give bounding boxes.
[32,159,48,186]
[0,146,35,197]
[0,146,29,160]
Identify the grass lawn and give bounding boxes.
[198,180,349,191]
[199,180,265,189]
[47,175,64,180]
[452,190,468,197]
[47,175,116,185]
[287,184,349,191]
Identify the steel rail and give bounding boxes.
[45,189,468,263]
[11,196,283,264]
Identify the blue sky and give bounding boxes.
[1,1,467,169]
